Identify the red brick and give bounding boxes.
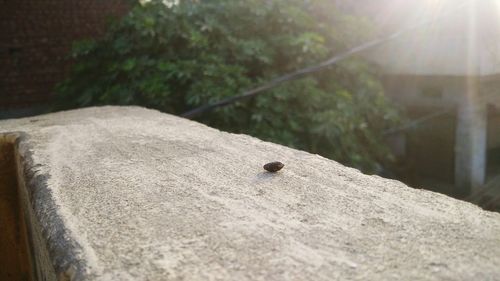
[0,0,130,109]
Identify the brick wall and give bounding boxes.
[0,0,130,116]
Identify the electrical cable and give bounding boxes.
[181,0,471,119]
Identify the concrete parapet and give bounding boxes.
[1,106,499,280]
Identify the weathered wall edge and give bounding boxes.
[7,132,87,281]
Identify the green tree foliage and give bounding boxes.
[55,0,400,173]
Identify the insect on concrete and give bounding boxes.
[263,161,284,173]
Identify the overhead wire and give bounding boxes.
[181,0,471,119]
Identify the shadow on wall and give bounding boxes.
[0,135,33,281]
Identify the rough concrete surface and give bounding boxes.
[1,106,500,281]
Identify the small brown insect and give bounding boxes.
[263,161,284,173]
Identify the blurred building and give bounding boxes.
[0,0,129,119]
[363,0,500,197]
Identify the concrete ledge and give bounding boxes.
[1,106,500,280]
